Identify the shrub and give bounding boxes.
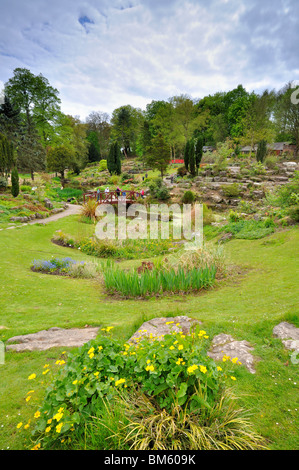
[221,218,275,240]
[11,167,19,198]
[182,190,195,204]
[149,177,170,200]
[23,324,267,450]
[177,166,188,177]
[80,199,98,221]
[20,184,32,193]
[264,155,278,170]
[221,183,240,198]
[98,159,107,171]
[0,176,8,189]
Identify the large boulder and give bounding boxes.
[6,326,100,352]
[207,333,257,374]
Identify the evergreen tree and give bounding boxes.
[107,142,121,175]
[0,132,15,176]
[189,140,196,176]
[145,132,169,178]
[256,139,267,163]
[184,140,190,170]
[195,136,203,172]
[11,166,19,197]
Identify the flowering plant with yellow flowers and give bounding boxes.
[21,322,243,450]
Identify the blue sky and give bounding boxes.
[0,0,298,120]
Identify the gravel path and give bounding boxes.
[27,204,82,224]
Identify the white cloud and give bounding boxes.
[0,0,298,120]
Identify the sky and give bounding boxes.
[0,0,298,121]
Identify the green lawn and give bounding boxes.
[0,216,298,450]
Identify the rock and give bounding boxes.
[252,190,264,200]
[44,198,53,209]
[273,322,299,354]
[208,333,257,374]
[128,316,201,343]
[218,232,233,243]
[210,194,223,204]
[51,208,64,214]
[6,326,100,352]
[9,216,29,223]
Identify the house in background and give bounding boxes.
[241,142,296,156]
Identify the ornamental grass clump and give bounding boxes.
[19,322,268,450]
[102,264,217,297]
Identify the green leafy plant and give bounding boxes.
[20,323,267,450]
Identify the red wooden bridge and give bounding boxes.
[83,190,141,205]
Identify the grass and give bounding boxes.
[0,214,298,449]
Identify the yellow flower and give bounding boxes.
[28,373,36,380]
[31,442,41,450]
[230,376,237,381]
[198,330,207,337]
[176,358,183,365]
[26,395,32,402]
[187,364,198,374]
[17,422,23,429]
[115,378,126,386]
[24,423,30,430]
[43,364,50,369]
[222,354,231,362]
[88,347,95,355]
[94,372,99,377]
[169,346,175,350]
[45,426,51,433]
[47,418,52,424]
[199,365,207,374]
[178,344,183,350]
[34,411,41,419]
[72,380,78,385]
[106,326,114,332]
[217,366,223,371]
[42,369,50,375]
[56,422,63,433]
[166,321,174,325]
[231,357,239,364]
[53,412,63,422]
[98,346,103,351]
[146,359,151,364]
[89,353,94,359]
[145,364,155,372]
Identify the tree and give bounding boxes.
[85,111,111,159]
[256,140,267,163]
[11,166,19,197]
[274,82,299,156]
[0,94,21,140]
[240,90,275,157]
[195,137,203,172]
[87,131,101,162]
[107,142,121,175]
[0,132,15,176]
[145,132,169,178]
[184,140,190,170]
[111,105,144,157]
[189,140,196,176]
[46,145,75,183]
[5,68,60,141]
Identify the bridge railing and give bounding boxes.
[83,190,140,204]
